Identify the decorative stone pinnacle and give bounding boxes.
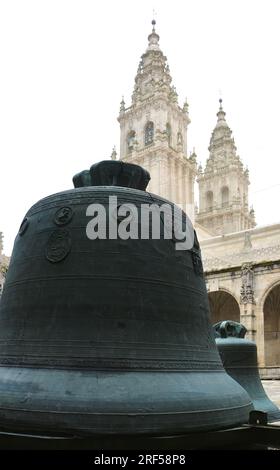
[120,96,125,113]
[137,60,143,73]
[183,97,189,113]
[111,146,117,160]
[216,98,227,123]
[147,19,160,51]
[170,85,178,102]
[189,148,197,163]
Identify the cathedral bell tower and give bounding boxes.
[117,20,197,219]
[196,99,256,235]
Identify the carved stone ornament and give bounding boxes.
[240,262,255,304]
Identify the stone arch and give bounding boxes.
[206,191,213,210]
[263,282,280,366]
[221,186,229,207]
[208,289,240,324]
[260,279,280,308]
[144,121,154,146]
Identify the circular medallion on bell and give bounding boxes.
[45,229,71,263]
[54,207,73,226]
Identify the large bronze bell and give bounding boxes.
[214,321,280,422]
[0,161,252,436]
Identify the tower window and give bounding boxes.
[166,123,171,146]
[144,121,154,146]
[127,130,136,152]
[221,186,229,207]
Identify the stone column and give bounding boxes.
[254,303,265,367]
[175,161,180,205]
[239,263,256,341]
[177,162,184,209]
[145,156,153,193]
[189,174,195,222]
[181,164,186,213]
[240,303,256,341]
[170,158,176,204]
[157,155,161,196]
[183,167,189,210]
[161,157,169,200]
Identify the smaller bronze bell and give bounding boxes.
[214,321,280,423]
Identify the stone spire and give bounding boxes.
[120,96,125,113]
[196,100,256,235]
[147,19,160,51]
[131,20,175,106]
[216,98,227,125]
[117,20,195,219]
[206,99,239,169]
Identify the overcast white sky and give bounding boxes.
[1,0,280,255]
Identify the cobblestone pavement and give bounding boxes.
[262,380,280,408]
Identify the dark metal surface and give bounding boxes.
[0,163,253,436]
[73,160,151,190]
[215,321,280,422]
[0,424,279,450]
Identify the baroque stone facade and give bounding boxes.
[196,100,256,235]
[118,22,197,221]
[115,21,280,378]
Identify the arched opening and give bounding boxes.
[166,123,171,146]
[127,130,136,152]
[263,283,280,366]
[144,121,154,146]
[221,186,229,207]
[206,191,213,211]
[208,290,240,324]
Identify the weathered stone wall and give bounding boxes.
[201,224,280,378]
